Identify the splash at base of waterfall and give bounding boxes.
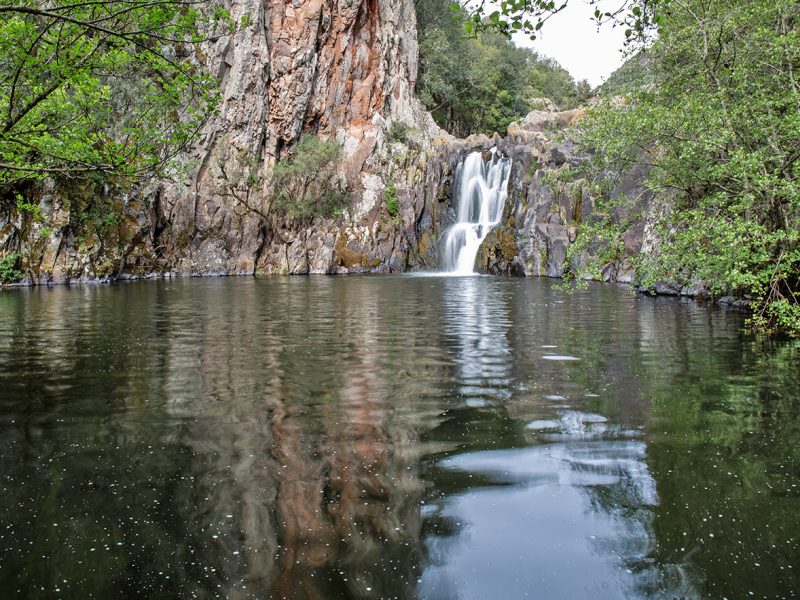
[442,149,512,275]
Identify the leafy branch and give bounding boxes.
[0,0,234,185]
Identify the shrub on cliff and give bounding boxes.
[0,252,21,284]
[270,136,349,220]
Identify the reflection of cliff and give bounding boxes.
[0,280,434,598]
[159,279,427,598]
[267,309,422,599]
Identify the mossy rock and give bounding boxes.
[496,228,518,262]
[334,236,367,269]
[479,227,518,266]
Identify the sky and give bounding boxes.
[512,0,629,88]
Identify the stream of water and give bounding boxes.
[0,276,798,598]
[442,150,512,274]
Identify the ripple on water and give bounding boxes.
[525,410,643,444]
[424,442,662,598]
[0,275,794,600]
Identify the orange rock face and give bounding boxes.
[266,0,387,153]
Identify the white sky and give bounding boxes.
[511,0,629,88]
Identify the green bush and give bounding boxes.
[270,135,350,220]
[527,158,540,179]
[15,193,44,223]
[0,252,22,284]
[384,181,399,218]
[387,122,414,145]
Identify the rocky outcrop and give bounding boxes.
[0,0,455,284]
[474,103,654,284]
[149,0,457,277]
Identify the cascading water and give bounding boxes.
[442,149,512,274]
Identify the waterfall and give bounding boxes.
[442,149,512,274]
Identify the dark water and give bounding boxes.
[0,276,798,599]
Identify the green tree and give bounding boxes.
[416,0,589,136]
[565,0,800,335]
[459,0,664,43]
[0,1,228,185]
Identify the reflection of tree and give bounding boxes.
[642,339,800,598]
[519,287,800,597]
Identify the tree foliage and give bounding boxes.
[460,0,665,43]
[597,51,654,97]
[0,250,20,282]
[415,0,590,136]
[0,0,227,186]
[565,0,800,336]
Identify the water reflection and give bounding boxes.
[0,277,798,598]
[442,276,513,408]
[417,278,688,599]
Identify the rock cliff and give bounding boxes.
[1,0,456,283]
[475,105,654,284]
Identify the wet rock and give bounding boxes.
[718,296,751,310]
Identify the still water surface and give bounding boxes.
[0,276,798,599]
